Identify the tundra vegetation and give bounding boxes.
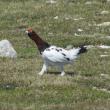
[0,0,110,110]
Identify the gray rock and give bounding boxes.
[0,40,17,58]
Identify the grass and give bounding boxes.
[0,0,110,110]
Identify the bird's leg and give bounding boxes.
[38,63,48,76]
[60,66,65,76]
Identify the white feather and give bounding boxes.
[42,45,80,65]
[26,29,86,76]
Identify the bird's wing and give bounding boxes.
[42,46,70,63]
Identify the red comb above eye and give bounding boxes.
[27,28,33,32]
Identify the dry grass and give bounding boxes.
[0,0,110,110]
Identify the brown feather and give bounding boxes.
[27,29,50,53]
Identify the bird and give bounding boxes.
[26,28,87,76]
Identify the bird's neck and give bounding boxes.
[30,32,50,53]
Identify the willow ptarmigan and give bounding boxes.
[26,29,87,76]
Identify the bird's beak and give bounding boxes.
[25,30,29,34]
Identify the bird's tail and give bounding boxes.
[68,46,87,60]
[78,46,87,55]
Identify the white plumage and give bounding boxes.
[42,45,79,64]
[26,29,87,76]
[39,45,86,76]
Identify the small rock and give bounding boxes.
[74,33,80,36]
[85,1,92,5]
[0,40,17,58]
[100,10,109,15]
[54,16,59,20]
[84,45,94,49]
[100,55,109,57]
[100,73,109,78]
[74,17,85,21]
[77,28,83,32]
[98,45,110,49]
[65,17,70,20]
[97,22,110,26]
[46,0,57,4]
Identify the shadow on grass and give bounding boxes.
[47,71,78,76]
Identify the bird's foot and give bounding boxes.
[61,71,65,76]
[38,64,47,76]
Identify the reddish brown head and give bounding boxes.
[26,28,33,33]
[26,28,37,40]
[26,28,50,53]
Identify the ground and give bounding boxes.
[0,0,110,110]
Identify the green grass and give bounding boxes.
[0,0,110,110]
